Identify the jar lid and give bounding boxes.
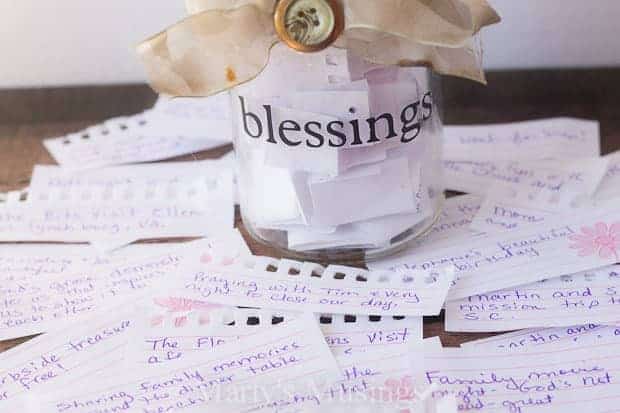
[274,0,344,53]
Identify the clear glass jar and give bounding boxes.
[231,44,444,262]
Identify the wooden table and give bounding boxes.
[1,68,619,354]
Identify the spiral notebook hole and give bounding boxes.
[319,316,333,324]
[344,315,356,323]
[392,316,406,320]
[81,133,90,140]
[368,315,382,322]
[266,264,278,273]
[288,267,300,276]
[247,317,260,326]
[272,316,285,325]
[355,275,368,282]
[333,272,346,280]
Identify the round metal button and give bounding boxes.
[274,0,344,53]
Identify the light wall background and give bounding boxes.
[1,0,619,88]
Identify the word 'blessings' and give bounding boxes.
[237,92,434,148]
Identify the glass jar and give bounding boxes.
[231,44,444,262]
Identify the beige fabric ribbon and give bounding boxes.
[138,0,500,97]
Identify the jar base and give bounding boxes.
[240,199,444,266]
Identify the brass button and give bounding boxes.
[274,0,344,53]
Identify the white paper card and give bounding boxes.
[372,199,620,300]
[442,158,608,204]
[44,95,232,170]
[0,307,138,407]
[443,118,600,162]
[128,309,422,367]
[422,342,620,411]
[462,324,620,352]
[0,232,249,340]
[0,171,233,244]
[446,264,620,331]
[169,256,454,316]
[30,314,342,413]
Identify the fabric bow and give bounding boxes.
[138,0,500,97]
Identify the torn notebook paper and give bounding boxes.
[28,314,341,413]
[0,232,249,340]
[422,341,620,411]
[0,170,233,246]
[371,199,620,300]
[443,118,600,162]
[167,256,454,316]
[43,95,231,170]
[445,264,620,331]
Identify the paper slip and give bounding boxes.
[443,118,600,162]
[445,264,620,332]
[461,324,620,353]
[309,157,419,227]
[128,306,423,367]
[0,232,249,340]
[167,256,454,316]
[44,94,231,170]
[0,172,233,244]
[29,314,342,413]
[421,342,620,412]
[27,159,233,204]
[372,199,620,300]
[595,150,620,201]
[0,307,139,407]
[442,158,608,204]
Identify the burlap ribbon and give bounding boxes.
[138,0,500,97]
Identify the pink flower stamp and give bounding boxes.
[150,297,223,327]
[370,376,417,403]
[569,222,620,260]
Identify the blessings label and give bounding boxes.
[235,92,434,149]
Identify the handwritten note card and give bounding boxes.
[441,158,608,206]
[31,314,341,413]
[372,200,620,300]
[27,159,233,204]
[422,342,620,411]
[168,256,454,316]
[0,307,138,408]
[128,305,423,367]
[443,118,600,162]
[446,265,620,331]
[43,95,232,170]
[0,174,233,244]
[0,232,249,340]
[462,324,620,353]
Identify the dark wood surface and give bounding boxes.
[1,68,619,354]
